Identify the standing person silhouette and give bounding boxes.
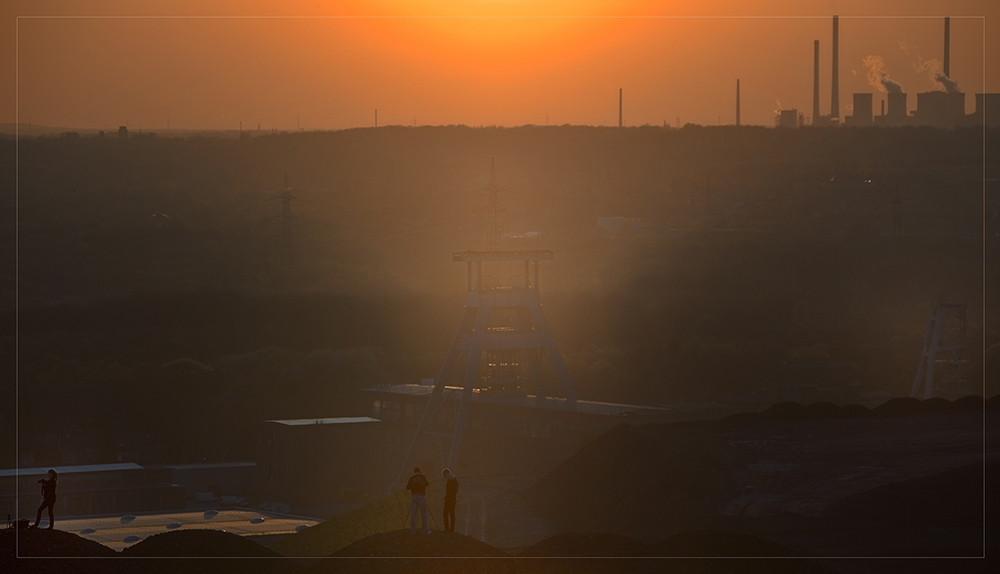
[441,468,459,532]
[405,467,430,534]
[32,469,58,529]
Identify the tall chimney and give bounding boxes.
[619,88,623,127]
[831,15,839,119]
[944,17,950,77]
[736,79,741,126]
[813,40,821,124]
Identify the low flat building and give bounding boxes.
[1,463,184,520]
[360,384,744,478]
[151,461,256,499]
[57,508,321,551]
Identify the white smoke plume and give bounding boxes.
[916,58,961,93]
[862,56,904,93]
[899,42,960,93]
[774,99,782,114]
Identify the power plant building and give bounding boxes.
[778,109,799,128]
[915,92,966,128]
[972,93,1000,127]
[845,93,873,126]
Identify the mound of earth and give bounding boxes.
[721,411,762,423]
[305,531,512,574]
[523,400,989,544]
[646,531,834,574]
[516,532,650,557]
[121,529,284,557]
[521,422,720,539]
[839,403,872,418]
[804,401,843,419]
[1,528,122,574]
[760,402,816,421]
[823,458,993,527]
[269,489,426,557]
[515,531,832,574]
[871,396,923,417]
[918,397,955,415]
[331,530,507,557]
[952,395,983,411]
[988,394,1000,410]
[0,527,116,557]
[651,529,801,557]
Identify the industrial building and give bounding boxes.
[777,109,799,128]
[255,417,390,506]
[804,15,997,129]
[359,382,734,478]
[844,91,999,129]
[844,93,873,126]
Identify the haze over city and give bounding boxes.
[1,1,997,572]
[2,0,997,130]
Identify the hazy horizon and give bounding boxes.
[2,1,997,131]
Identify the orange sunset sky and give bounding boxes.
[2,1,997,129]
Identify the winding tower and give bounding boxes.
[397,162,576,479]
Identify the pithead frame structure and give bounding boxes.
[397,250,577,481]
[397,163,577,481]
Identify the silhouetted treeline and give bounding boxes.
[0,125,995,467]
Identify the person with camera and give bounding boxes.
[32,469,58,529]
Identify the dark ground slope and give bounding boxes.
[1,528,121,574]
[704,457,998,574]
[823,458,991,528]
[517,532,651,557]
[520,422,723,538]
[306,530,514,574]
[330,529,508,557]
[121,529,285,557]
[0,528,117,558]
[117,530,304,574]
[515,531,833,574]
[522,397,994,547]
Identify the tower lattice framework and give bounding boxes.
[910,297,968,399]
[397,162,576,480]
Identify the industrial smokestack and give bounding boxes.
[813,40,820,124]
[619,88,623,127]
[832,15,839,119]
[944,17,950,77]
[736,79,741,126]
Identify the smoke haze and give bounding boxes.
[862,55,904,93]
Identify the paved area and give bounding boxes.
[44,508,322,551]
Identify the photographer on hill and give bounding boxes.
[32,469,58,530]
[405,467,430,534]
[441,468,459,532]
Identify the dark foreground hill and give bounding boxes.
[522,396,995,551]
[515,531,834,574]
[0,527,117,558]
[0,528,303,574]
[305,529,514,574]
[121,529,287,557]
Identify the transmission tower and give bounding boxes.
[911,295,968,399]
[263,172,296,284]
[397,161,576,480]
[892,186,903,237]
[482,158,509,250]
